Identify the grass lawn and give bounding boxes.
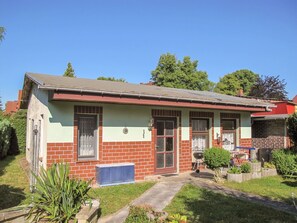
[0,154,30,210]
[89,181,155,217]
[223,175,297,204]
[165,184,296,223]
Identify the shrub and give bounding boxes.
[272,149,297,176]
[203,147,230,170]
[10,109,27,152]
[240,163,251,173]
[168,213,187,223]
[0,119,12,159]
[263,162,276,169]
[125,205,151,223]
[287,112,297,147]
[27,163,92,223]
[228,167,242,174]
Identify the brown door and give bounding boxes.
[154,118,177,174]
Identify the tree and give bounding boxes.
[151,53,214,91]
[214,69,259,96]
[287,112,297,148]
[0,27,5,42]
[63,62,76,77]
[97,76,126,82]
[0,96,3,111]
[249,75,288,100]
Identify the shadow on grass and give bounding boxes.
[0,184,26,210]
[282,180,297,188]
[0,155,16,177]
[166,185,296,223]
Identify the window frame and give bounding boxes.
[191,118,210,152]
[77,114,98,160]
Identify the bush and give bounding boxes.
[228,167,242,174]
[240,163,251,173]
[125,206,151,223]
[203,147,230,170]
[287,112,297,147]
[27,163,92,223]
[10,109,27,152]
[0,119,12,159]
[263,162,276,169]
[272,149,297,176]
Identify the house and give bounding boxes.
[4,90,22,114]
[20,73,272,183]
[252,100,296,161]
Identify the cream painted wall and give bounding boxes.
[181,109,189,140]
[240,112,252,138]
[103,104,152,142]
[213,111,221,139]
[26,85,49,168]
[47,102,74,143]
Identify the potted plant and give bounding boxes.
[240,162,252,181]
[203,147,230,183]
[227,167,242,183]
[262,162,277,177]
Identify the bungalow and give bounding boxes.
[20,73,272,184]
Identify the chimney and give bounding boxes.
[238,89,244,97]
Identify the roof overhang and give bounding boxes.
[50,90,267,112]
[252,114,289,120]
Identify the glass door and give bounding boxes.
[154,118,177,174]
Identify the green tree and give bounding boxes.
[97,76,126,82]
[287,112,297,148]
[214,69,259,96]
[0,96,3,111]
[151,53,214,91]
[249,75,288,100]
[63,62,76,77]
[0,27,5,42]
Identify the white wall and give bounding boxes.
[26,85,49,168]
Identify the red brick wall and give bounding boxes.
[180,140,191,172]
[47,141,153,181]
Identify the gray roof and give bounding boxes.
[25,72,273,108]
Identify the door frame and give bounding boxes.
[221,119,237,151]
[153,117,177,174]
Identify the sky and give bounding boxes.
[0,0,297,105]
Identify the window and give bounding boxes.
[78,115,97,159]
[192,119,209,153]
[222,120,236,130]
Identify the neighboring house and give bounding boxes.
[20,73,272,183]
[4,90,22,114]
[252,101,296,151]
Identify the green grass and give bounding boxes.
[165,184,296,223]
[0,154,30,210]
[89,181,155,217]
[223,175,297,204]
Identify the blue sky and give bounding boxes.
[0,0,297,105]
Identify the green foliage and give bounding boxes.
[272,149,297,176]
[168,213,187,223]
[249,75,288,100]
[0,27,5,42]
[151,53,214,91]
[240,163,251,173]
[287,112,297,147]
[63,62,76,77]
[263,162,276,169]
[27,163,92,223]
[203,147,230,170]
[214,69,258,96]
[228,167,242,174]
[125,205,151,223]
[10,109,27,152]
[97,76,126,82]
[0,119,12,159]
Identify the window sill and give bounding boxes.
[76,159,99,163]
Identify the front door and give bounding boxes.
[222,119,236,151]
[154,118,177,174]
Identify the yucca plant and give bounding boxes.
[27,163,92,223]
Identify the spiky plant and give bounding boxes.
[27,163,92,223]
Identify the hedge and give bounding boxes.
[10,109,27,152]
[0,118,12,159]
